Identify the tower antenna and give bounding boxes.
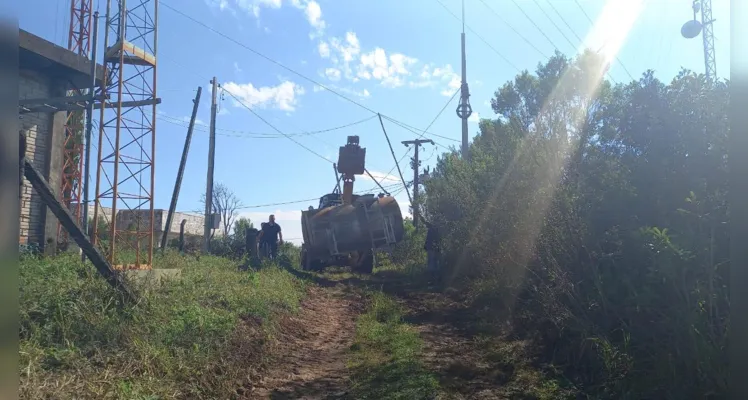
[681,0,716,80]
[456,0,472,160]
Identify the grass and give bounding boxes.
[19,249,306,399]
[347,291,439,400]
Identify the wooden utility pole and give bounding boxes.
[402,138,434,230]
[203,78,218,253]
[162,86,202,251]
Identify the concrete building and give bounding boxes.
[19,29,103,251]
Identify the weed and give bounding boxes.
[19,250,305,399]
[348,291,439,400]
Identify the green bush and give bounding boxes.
[423,51,728,398]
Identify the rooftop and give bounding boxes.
[19,29,105,89]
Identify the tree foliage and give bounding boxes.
[424,50,728,398]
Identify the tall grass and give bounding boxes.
[19,250,305,399]
[348,291,438,400]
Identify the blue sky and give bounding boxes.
[17,0,731,243]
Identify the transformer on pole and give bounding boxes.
[92,0,160,269]
[681,0,716,81]
[57,0,93,248]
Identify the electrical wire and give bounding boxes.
[221,88,333,164]
[158,113,376,139]
[235,181,405,210]
[476,0,548,59]
[544,0,585,44]
[507,0,561,52]
[573,0,636,81]
[433,0,521,72]
[160,1,447,137]
[532,0,578,52]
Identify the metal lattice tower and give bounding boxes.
[699,0,716,80]
[92,0,159,269]
[57,0,93,247]
[683,0,716,81]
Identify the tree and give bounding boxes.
[198,183,241,238]
[422,50,728,398]
[233,217,253,242]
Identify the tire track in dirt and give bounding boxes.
[394,290,516,400]
[247,285,363,400]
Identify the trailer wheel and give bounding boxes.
[301,245,311,271]
[354,250,374,274]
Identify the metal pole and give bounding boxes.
[413,143,420,230]
[81,11,99,262]
[456,0,472,161]
[203,78,218,253]
[161,86,202,251]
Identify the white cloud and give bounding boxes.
[207,0,325,37]
[324,67,341,81]
[233,62,242,74]
[468,112,480,123]
[303,0,325,35]
[360,170,401,183]
[318,41,330,58]
[317,33,466,93]
[222,80,306,112]
[311,83,370,99]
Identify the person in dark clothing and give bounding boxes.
[257,215,283,259]
[258,222,268,258]
[423,220,440,273]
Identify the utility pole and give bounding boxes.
[203,78,218,253]
[402,138,434,230]
[456,0,472,161]
[162,86,202,251]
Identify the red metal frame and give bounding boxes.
[57,0,93,246]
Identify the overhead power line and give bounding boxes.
[532,0,578,52]
[507,0,561,52]
[544,0,585,44]
[158,114,376,139]
[161,1,452,143]
[235,181,406,210]
[222,89,333,164]
[573,0,636,81]
[476,0,548,59]
[432,0,521,72]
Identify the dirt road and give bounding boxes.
[246,272,534,399]
[248,285,362,399]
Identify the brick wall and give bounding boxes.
[19,71,55,246]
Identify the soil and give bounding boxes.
[245,273,519,400]
[247,285,363,399]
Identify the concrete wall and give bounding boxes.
[19,70,65,249]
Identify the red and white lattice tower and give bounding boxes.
[57,0,93,247]
[92,0,158,269]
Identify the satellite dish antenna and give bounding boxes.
[681,19,702,39]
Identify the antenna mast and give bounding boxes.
[456,0,472,161]
[681,0,716,81]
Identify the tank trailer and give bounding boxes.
[300,136,405,273]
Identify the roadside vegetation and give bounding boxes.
[347,291,438,400]
[418,50,728,398]
[19,249,305,399]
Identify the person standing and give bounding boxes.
[257,215,283,259]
